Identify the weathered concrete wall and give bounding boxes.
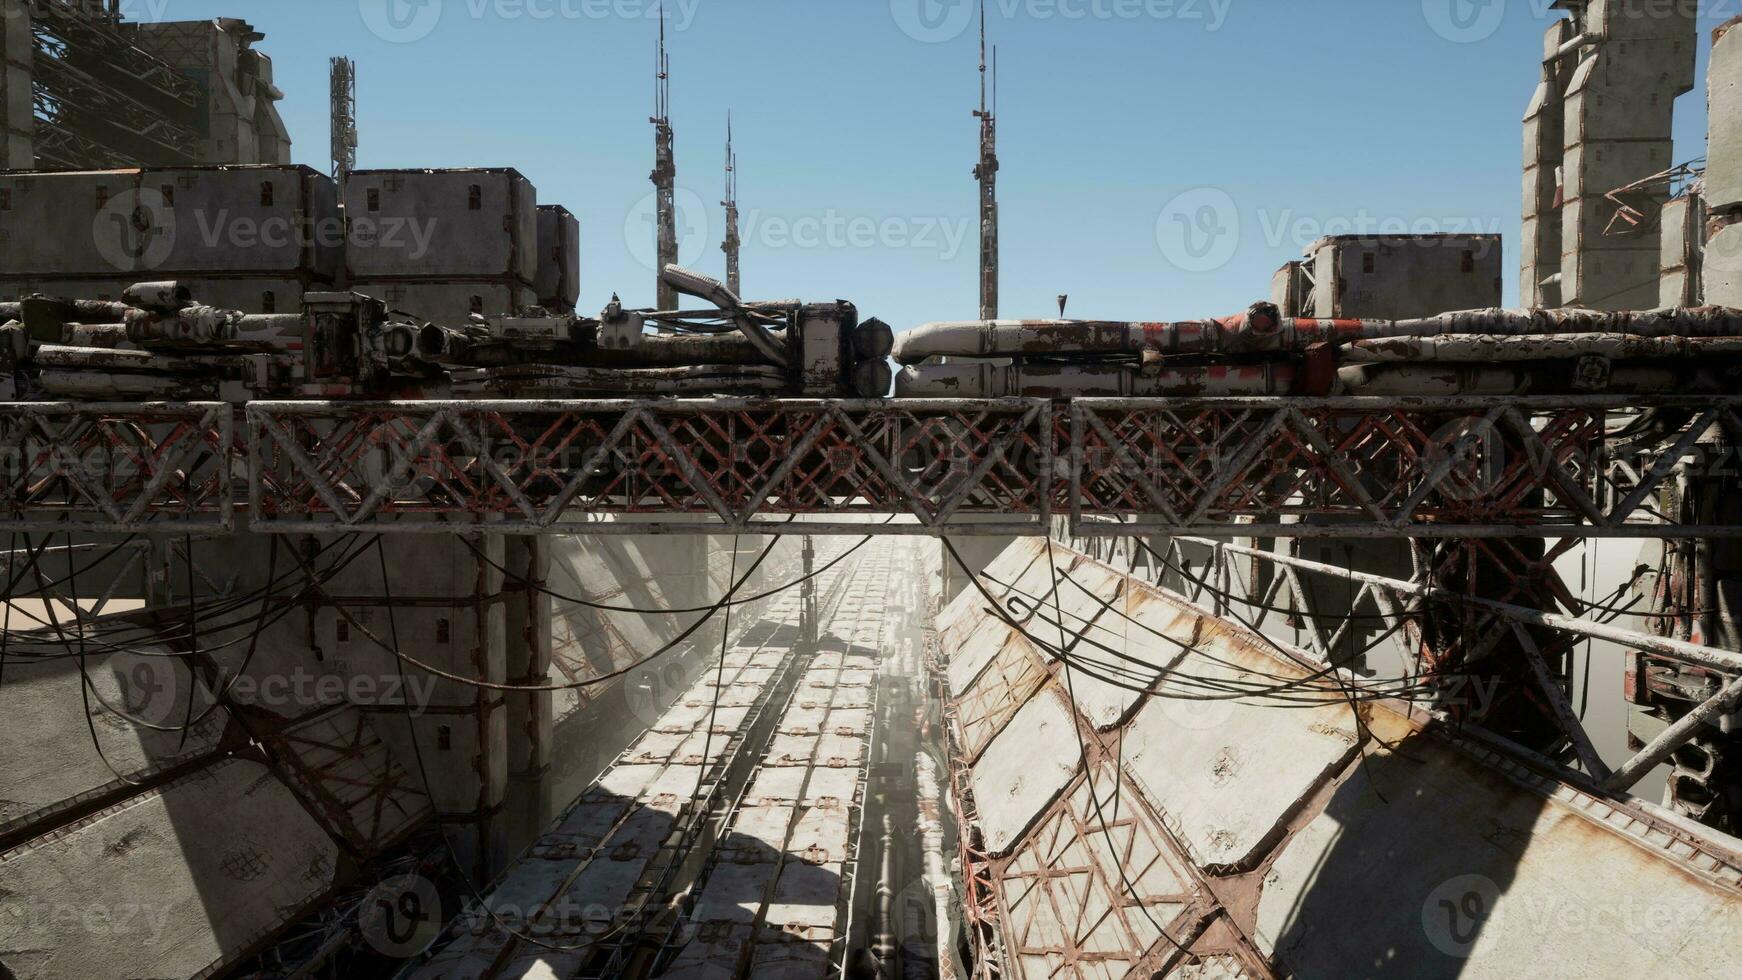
[0,0,29,170]
[1524,19,1580,308]
[1307,234,1502,321]
[1661,192,1705,307]
[1560,1,1697,310]
[1707,19,1742,307]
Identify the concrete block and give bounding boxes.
[1270,261,1302,317]
[144,165,340,278]
[1565,41,1695,145]
[377,705,509,816]
[345,169,538,283]
[1660,194,1703,307]
[536,205,580,311]
[1587,0,1698,44]
[1704,220,1742,306]
[1564,245,1663,308]
[0,171,143,277]
[1710,21,1742,209]
[352,279,536,325]
[1563,140,1676,200]
[1308,235,1503,320]
[314,605,506,711]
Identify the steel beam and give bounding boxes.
[1,396,1739,538]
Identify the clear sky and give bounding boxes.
[129,0,1716,329]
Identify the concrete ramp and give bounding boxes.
[942,540,1742,979]
[0,758,341,980]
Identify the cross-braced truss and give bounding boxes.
[0,402,235,533]
[0,396,1736,537]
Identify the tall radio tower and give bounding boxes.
[651,5,678,309]
[974,2,999,321]
[722,113,741,295]
[330,57,357,201]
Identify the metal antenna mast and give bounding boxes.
[722,112,741,295]
[330,57,357,201]
[974,2,999,321]
[651,4,678,310]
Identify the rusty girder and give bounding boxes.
[0,396,1738,537]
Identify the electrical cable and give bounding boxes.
[987,561,1443,705]
[289,533,840,692]
[1135,539,1416,765]
[374,536,634,955]
[41,531,156,789]
[4,535,372,662]
[939,539,1420,715]
[693,534,740,802]
[457,529,877,615]
[1040,536,1188,955]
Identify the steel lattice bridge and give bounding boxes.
[0,394,1736,537]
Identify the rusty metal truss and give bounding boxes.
[0,402,235,534]
[1,396,1739,537]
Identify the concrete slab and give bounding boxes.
[1255,735,1742,979]
[1121,640,1359,869]
[0,758,339,980]
[0,651,228,838]
[971,690,1083,855]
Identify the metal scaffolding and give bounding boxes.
[1,395,1736,538]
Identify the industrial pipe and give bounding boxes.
[895,306,1742,364]
[895,361,1295,398]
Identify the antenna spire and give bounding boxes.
[974,0,999,321]
[723,112,741,294]
[651,2,678,308]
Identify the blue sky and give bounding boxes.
[128,0,1716,328]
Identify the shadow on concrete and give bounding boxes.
[1266,738,1544,979]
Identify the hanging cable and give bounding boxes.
[289,532,856,693]
[1040,536,1188,954]
[693,534,741,801]
[456,529,881,616]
